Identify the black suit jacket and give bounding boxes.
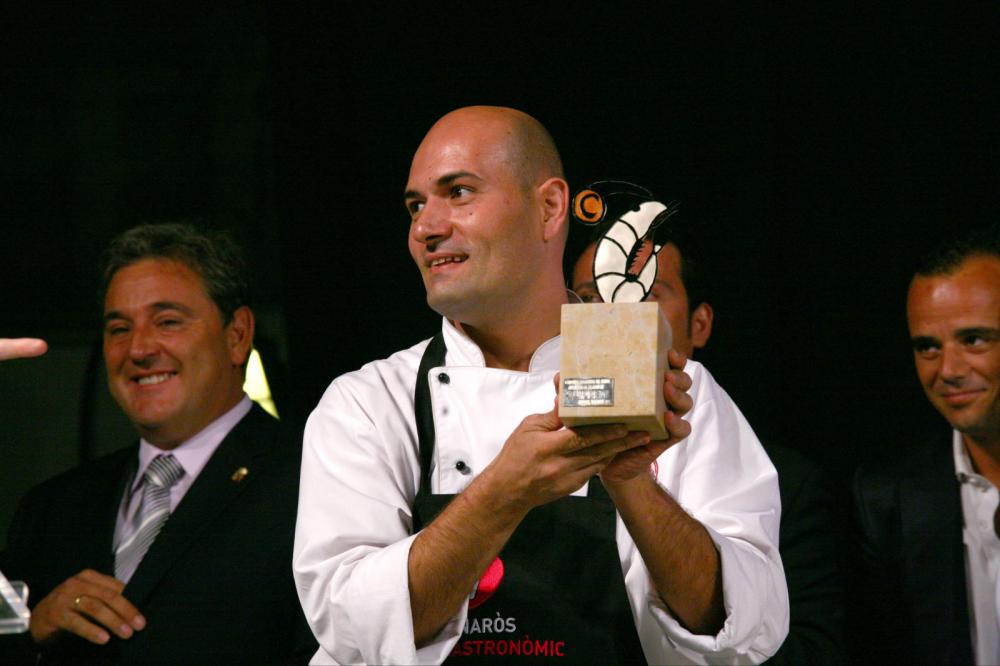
[850,433,972,665]
[0,404,316,665]
[763,444,845,666]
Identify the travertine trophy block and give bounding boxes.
[559,302,672,440]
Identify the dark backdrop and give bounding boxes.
[2,4,998,541]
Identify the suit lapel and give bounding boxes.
[899,435,971,664]
[100,455,138,572]
[123,406,277,605]
[74,448,138,576]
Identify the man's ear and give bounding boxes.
[690,302,713,350]
[226,306,256,366]
[537,177,569,242]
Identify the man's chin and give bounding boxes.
[135,424,187,450]
[952,414,1000,441]
[425,291,468,320]
[126,410,175,440]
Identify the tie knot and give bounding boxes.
[144,454,184,489]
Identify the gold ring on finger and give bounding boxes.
[73,595,83,610]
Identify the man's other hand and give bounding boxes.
[29,569,145,646]
[601,348,693,483]
[479,379,653,515]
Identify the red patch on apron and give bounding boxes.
[469,557,504,609]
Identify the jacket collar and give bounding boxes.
[440,317,560,372]
[122,405,276,605]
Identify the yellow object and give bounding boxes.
[243,348,279,418]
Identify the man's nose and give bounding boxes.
[939,344,969,383]
[128,322,159,363]
[410,198,452,247]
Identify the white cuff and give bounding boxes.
[645,527,787,663]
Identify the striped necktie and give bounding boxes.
[114,454,185,581]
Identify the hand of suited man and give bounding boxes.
[29,569,145,646]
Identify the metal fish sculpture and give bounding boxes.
[572,181,680,303]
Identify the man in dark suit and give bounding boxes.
[570,205,845,664]
[0,224,315,664]
[852,223,1000,665]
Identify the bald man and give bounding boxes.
[293,107,787,664]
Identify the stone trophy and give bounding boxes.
[559,181,678,439]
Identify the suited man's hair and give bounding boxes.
[101,222,250,323]
[915,222,1000,277]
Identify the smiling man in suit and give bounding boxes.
[0,223,315,664]
[852,223,1000,665]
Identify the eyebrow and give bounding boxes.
[653,278,678,293]
[403,171,483,201]
[103,301,195,323]
[910,335,939,349]
[955,326,1000,340]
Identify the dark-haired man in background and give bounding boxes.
[853,223,1000,665]
[571,212,845,665]
[0,224,315,664]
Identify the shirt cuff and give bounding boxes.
[643,526,786,661]
[342,533,468,664]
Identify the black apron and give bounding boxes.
[412,333,647,664]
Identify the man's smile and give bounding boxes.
[131,371,178,387]
[426,251,468,269]
[937,388,987,407]
[429,256,467,267]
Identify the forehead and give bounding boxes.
[654,244,684,283]
[907,256,1000,331]
[104,258,213,313]
[406,117,515,190]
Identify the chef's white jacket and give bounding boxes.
[294,319,788,664]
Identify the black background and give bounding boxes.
[1,3,998,509]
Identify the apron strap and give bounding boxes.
[586,475,610,500]
[415,332,447,496]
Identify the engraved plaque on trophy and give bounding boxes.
[559,182,678,440]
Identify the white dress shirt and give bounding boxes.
[113,395,253,583]
[294,319,788,665]
[954,432,1000,666]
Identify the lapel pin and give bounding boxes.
[231,467,249,483]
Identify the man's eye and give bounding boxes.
[158,318,182,328]
[912,342,940,357]
[451,185,472,198]
[961,334,988,348]
[406,200,424,216]
[106,326,129,337]
[577,292,603,304]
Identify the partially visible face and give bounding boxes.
[103,258,247,449]
[404,113,544,325]
[907,255,1000,445]
[572,242,698,356]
